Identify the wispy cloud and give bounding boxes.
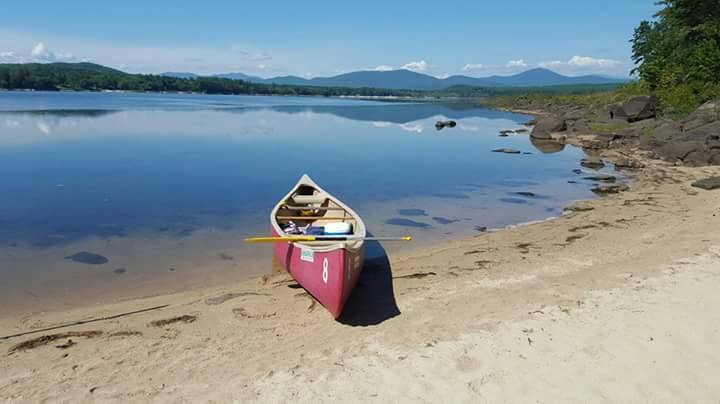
[0,30,284,77]
[402,60,428,72]
[539,55,625,75]
[506,59,528,68]
[373,65,393,71]
[463,63,486,72]
[0,43,79,63]
[567,55,622,68]
[538,60,564,69]
[30,42,79,62]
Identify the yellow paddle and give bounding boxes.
[245,235,413,243]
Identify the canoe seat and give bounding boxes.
[292,195,328,204]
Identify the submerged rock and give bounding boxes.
[584,174,617,183]
[581,157,605,170]
[398,209,428,217]
[500,197,529,204]
[64,252,109,265]
[691,177,720,190]
[432,217,459,225]
[385,218,431,228]
[591,184,629,195]
[492,148,522,154]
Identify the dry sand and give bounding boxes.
[1,154,720,403]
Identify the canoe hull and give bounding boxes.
[272,228,364,318]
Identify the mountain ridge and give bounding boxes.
[161,67,629,90]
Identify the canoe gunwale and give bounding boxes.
[270,174,367,253]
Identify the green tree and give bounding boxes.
[632,0,720,113]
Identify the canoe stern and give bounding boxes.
[272,228,364,318]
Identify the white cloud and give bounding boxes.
[463,63,486,72]
[538,56,626,75]
[402,60,428,72]
[373,65,393,72]
[506,59,528,68]
[372,121,392,128]
[0,51,23,63]
[436,73,450,79]
[0,30,285,76]
[31,42,49,58]
[568,55,622,68]
[538,60,564,69]
[25,42,77,62]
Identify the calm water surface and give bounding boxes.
[0,91,610,315]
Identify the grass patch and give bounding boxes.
[589,122,629,133]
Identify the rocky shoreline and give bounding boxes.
[508,96,720,168]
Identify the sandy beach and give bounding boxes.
[2,151,720,402]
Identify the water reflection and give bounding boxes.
[530,137,567,154]
[0,92,609,315]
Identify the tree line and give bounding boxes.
[632,0,720,114]
[0,62,424,97]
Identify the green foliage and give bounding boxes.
[632,0,720,112]
[589,122,629,133]
[485,82,648,112]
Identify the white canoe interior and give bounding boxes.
[270,174,367,252]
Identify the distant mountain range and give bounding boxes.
[161,68,629,90]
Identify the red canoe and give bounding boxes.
[270,175,366,318]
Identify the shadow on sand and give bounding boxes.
[337,237,401,326]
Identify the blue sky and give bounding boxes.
[0,1,660,78]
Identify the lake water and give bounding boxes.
[0,91,610,315]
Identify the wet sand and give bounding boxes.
[1,153,720,402]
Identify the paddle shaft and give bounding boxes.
[245,235,412,243]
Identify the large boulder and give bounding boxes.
[613,96,659,123]
[651,120,720,166]
[530,115,567,140]
[683,100,720,131]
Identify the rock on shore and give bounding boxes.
[645,101,720,166]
